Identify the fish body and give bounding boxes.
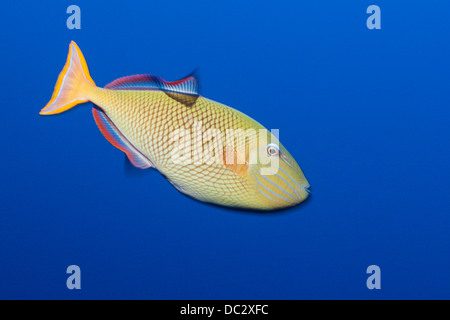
[40,42,310,210]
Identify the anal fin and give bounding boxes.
[92,107,154,169]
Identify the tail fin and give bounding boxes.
[40,41,96,115]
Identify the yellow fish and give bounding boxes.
[40,41,310,210]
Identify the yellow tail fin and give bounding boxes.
[40,41,96,115]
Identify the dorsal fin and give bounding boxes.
[104,74,199,106]
[92,107,154,169]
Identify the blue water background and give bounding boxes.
[0,0,449,299]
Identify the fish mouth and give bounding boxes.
[304,185,311,195]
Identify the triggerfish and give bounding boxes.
[40,41,310,210]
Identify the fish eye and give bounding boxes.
[266,143,280,156]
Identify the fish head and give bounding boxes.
[247,132,310,210]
